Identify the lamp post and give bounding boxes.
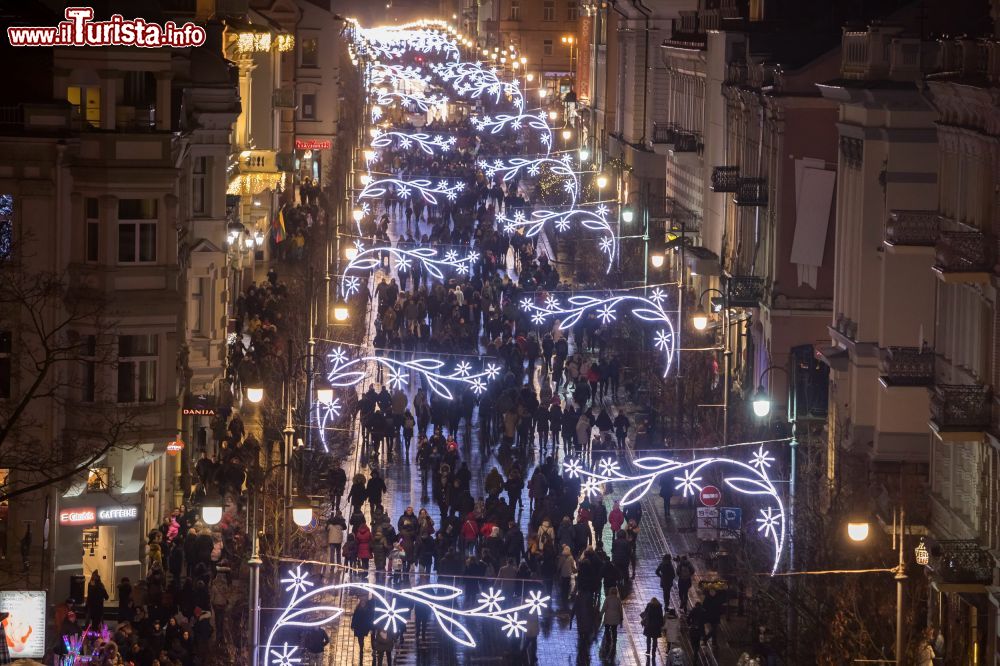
[691,288,730,445]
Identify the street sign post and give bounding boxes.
[719,507,742,539]
[696,507,719,541]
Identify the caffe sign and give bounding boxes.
[97,505,139,524]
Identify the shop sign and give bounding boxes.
[59,507,96,526]
[295,138,331,150]
[0,590,46,658]
[97,505,139,524]
[167,437,185,454]
[182,393,217,416]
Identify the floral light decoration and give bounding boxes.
[520,292,677,374]
[499,205,619,272]
[313,396,343,453]
[471,112,554,153]
[563,451,787,575]
[264,565,550,660]
[323,345,498,400]
[432,61,524,112]
[373,89,448,114]
[370,129,457,155]
[357,176,465,208]
[480,156,579,203]
[340,246,479,297]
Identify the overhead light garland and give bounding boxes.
[520,290,677,373]
[264,566,550,662]
[499,205,618,272]
[432,61,524,112]
[563,446,786,575]
[373,89,448,114]
[323,345,499,399]
[480,155,579,201]
[340,246,478,298]
[357,176,465,208]
[370,129,457,155]
[471,112,553,153]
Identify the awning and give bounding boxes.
[815,345,848,371]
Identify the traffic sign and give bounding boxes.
[696,507,719,541]
[719,507,742,538]
[699,485,722,507]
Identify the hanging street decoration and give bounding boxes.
[470,112,553,152]
[357,176,465,207]
[264,566,550,662]
[498,205,618,272]
[312,397,342,453]
[432,61,525,112]
[479,155,579,202]
[563,446,786,575]
[370,129,457,155]
[521,290,677,373]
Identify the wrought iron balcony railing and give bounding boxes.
[672,130,702,153]
[880,347,935,386]
[734,178,768,207]
[934,231,994,273]
[927,540,993,585]
[885,210,940,246]
[711,166,740,193]
[930,383,991,430]
[652,122,677,144]
[725,275,765,307]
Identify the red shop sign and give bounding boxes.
[59,507,96,526]
[295,138,331,150]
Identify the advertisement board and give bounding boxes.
[0,590,46,658]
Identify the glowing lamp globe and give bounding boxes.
[539,89,547,99]
[363,149,375,162]
[292,496,313,528]
[847,521,870,542]
[246,385,264,403]
[691,306,708,331]
[333,304,351,322]
[650,253,665,268]
[562,129,571,140]
[527,73,534,82]
[548,110,558,120]
[352,208,364,222]
[316,386,334,404]
[579,148,590,161]
[621,208,634,224]
[596,174,608,189]
[345,246,359,261]
[201,497,223,526]
[752,388,771,418]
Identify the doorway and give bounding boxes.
[81,525,116,601]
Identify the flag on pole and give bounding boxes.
[272,207,286,243]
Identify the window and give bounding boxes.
[117,334,157,403]
[510,0,520,20]
[543,39,554,56]
[543,0,555,21]
[85,197,99,262]
[87,467,111,492]
[0,331,10,400]
[301,93,316,120]
[189,278,207,337]
[117,198,157,264]
[301,38,318,67]
[67,85,100,128]
[81,335,96,403]
[192,156,208,215]
[568,1,578,20]
[0,194,11,262]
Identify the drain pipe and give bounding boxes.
[633,0,652,143]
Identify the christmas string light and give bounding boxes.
[340,246,479,298]
[432,61,524,112]
[520,291,677,372]
[264,566,550,661]
[479,155,579,202]
[313,397,343,452]
[499,205,618,272]
[471,112,553,152]
[370,129,457,155]
[373,89,448,114]
[563,446,786,575]
[357,176,465,207]
[323,346,499,400]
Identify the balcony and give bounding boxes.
[228,149,283,196]
[929,383,992,441]
[885,210,939,247]
[933,230,994,283]
[652,122,676,144]
[672,130,702,153]
[711,166,740,193]
[926,540,994,592]
[725,275,765,307]
[879,347,934,386]
[733,178,768,207]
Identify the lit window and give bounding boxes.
[87,467,111,492]
[117,199,158,264]
[67,86,100,128]
[117,334,158,403]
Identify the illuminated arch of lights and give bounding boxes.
[372,89,448,117]
[520,290,677,373]
[370,129,457,155]
[264,566,550,665]
[471,112,553,152]
[323,345,499,400]
[340,245,478,298]
[499,205,618,272]
[563,447,785,575]
[480,155,579,202]
[356,176,465,207]
[432,61,524,112]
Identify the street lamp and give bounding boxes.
[291,495,314,528]
[246,384,264,404]
[561,129,571,141]
[751,366,790,418]
[691,305,708,331]
[333,303,351,322]
[315,378,334,405]
[650,253,665,268]
[596,174,608,190]
[539,88,547,99]
[846,520,871,543]
[352,208,364,223]
[621,207,634,224]
[201,493,224,526]
[579,147,590,161]
[548,110,558,121]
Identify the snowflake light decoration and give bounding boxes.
[520,292,677,375]
[313,398,343,452]
[341,246,478,299]
[751,445,775,471]
[371,130,457,155]
[559,451,787,574]
[358,177,463,206]
[281,565,315,596]
[323,345,497,401]
[498,206,618,273]
[264,569,551,658]
[471,113,553,154]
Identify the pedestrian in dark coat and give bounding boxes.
[85,572,109,626]
[641,597,666,657]
[655,553,676,611]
